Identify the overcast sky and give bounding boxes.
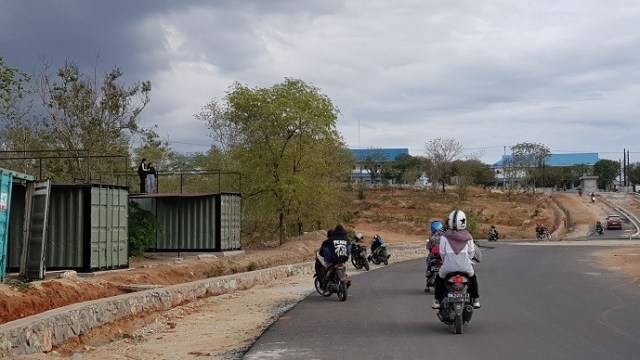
[2,0,640,163]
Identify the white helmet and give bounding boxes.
[354,232,364,241]
[448,209,467,231]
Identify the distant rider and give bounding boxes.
[351,232,364,254]
[369,234,385,261]
[433,210,482,309]
[316,225,350,288]
[595,221,604,234]
[488,225,499,240]
[535,223,547,236]
[426,220,444,272]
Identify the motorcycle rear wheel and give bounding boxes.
[314,277,331,297]
[337,282,348,301]
[454,314,463,334]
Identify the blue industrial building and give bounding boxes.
[491,153,600,186]
[350,148,410,183]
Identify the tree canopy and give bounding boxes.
[198,78,352,243]
[594,159,620,190]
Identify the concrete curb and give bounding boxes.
[0,245,424,357]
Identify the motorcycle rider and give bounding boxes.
[432,210,482,310]
[316,225,350,288]
[426,220,444,273]
[351,232,364,253]
[535,223,547,237]
[426,220,444,291]
[369,234,386,261]
[595,221,604,234]
[488,225,499,240]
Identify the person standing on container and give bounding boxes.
[146,163,157,193]
[137,158,149,193]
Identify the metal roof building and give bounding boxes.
[492,153,600,168]
[350,148,409,162]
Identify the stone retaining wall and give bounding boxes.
[0,245,423,357]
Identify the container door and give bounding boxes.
[0,172,13,280]
[19,180,51,280]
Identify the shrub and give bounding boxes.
[207,263,225,277]
[247,261,258,272]
[128,201,158,257]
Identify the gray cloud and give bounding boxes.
[2,0,640,162]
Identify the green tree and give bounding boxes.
[37,62,151,181]
[198,78,352,244]
[133,128,175,170]
[0,57,29,123]
[383,154,427,184]
[629,163,640,186]
[594,159,620,190]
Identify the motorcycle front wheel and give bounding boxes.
[337,282,348,302]
[351,256,362,269]
[314,277,331,297]
[363,260,370,271]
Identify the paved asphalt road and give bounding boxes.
[245,244,640,360]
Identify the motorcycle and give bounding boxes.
[436,273,475,334]
[369,244,390,265]
[595,225,604,236]
[487,231,498,242]
[536,229,551,240]
[424,247,442,293]
[350,243,370,271]
[314,263,350,301]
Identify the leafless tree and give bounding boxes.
[425,137,463,193]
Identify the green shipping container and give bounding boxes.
[7,184,128,272]
[130,192,241,252]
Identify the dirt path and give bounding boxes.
[551,193,603,238]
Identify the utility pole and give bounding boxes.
[624,148,627,187]
[627,149,632,190]
[619,158,623,190]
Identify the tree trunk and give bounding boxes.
[441,180,446,193]
[278,212,286,245]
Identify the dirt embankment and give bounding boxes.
[354,187,556,240]
[0,232,326,325]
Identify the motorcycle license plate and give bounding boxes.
[447,293,468,301]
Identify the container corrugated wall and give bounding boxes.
[219,194,241,250]
[45,187,85,269]
[90,187,128,269]
[0,171,13,279]
[7,185,25,270]
[7,184,128,272]
[131,195,217,251]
